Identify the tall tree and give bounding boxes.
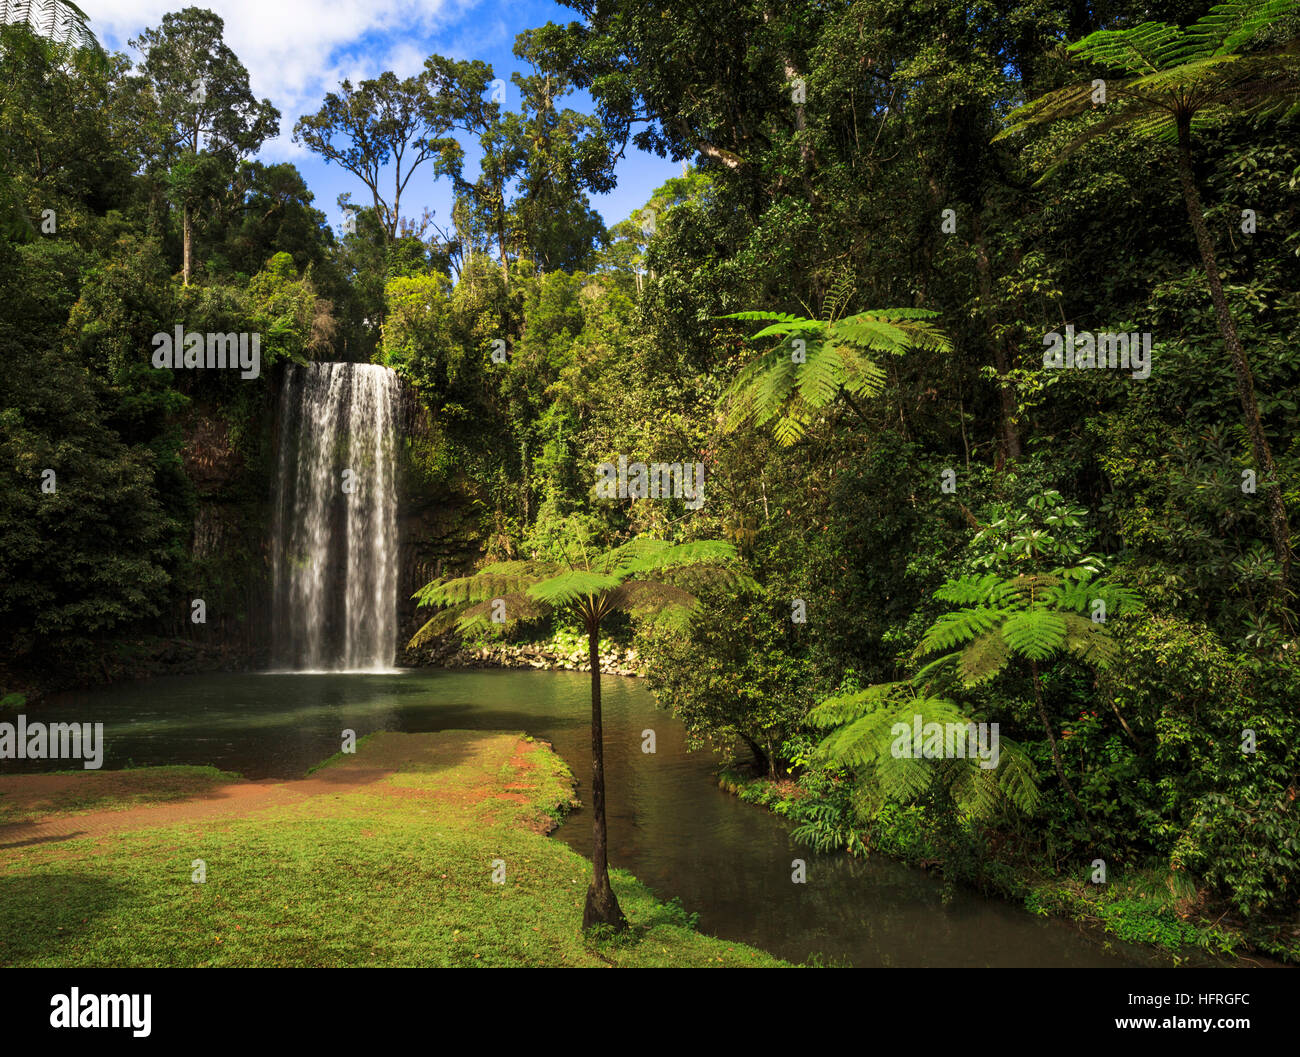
[998,0,1300,589]
[410,537,752,930]
[424,56,513,281]
[130,7,278,285]
[294,71,456,243]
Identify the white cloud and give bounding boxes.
[82,0,482,159]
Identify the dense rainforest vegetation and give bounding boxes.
[2,0,1299,957]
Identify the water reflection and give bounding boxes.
[21,669,1155,967]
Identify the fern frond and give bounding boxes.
[1060,612,1119,669]
[715,310,806,323]
[1184,0,1300,59]
[807,682,906,728]
[958,629,1012,686]
[917,606,1006,656]
[1000,608,1067,661]
[796,341,846,409]
[934,574,1004,605]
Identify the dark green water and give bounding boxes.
[23,669,1155,967]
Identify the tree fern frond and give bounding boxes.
[958,629,1012,686]
[934,573,1004,605]
[408,604,472,647]
[1070,21,1187,74]
[526,569,622,606]
[1184,0,1300,58]
[748,318,827,339]
[797,341,846,408]
[1060,612,1120,668]
[1000,608,1067,661]
[715,310,806,323]
[836,348,887,398]
[807,682,906,728]
[917,606,1006,655]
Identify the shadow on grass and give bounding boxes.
[0,872,131,966]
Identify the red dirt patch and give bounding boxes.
[0,732,547,850]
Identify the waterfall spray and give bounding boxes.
[270,363,400,671]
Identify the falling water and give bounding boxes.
[270,362,401,671]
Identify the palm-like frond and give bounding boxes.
[958,629,1012,685]
[1183,0,1300,58]
[810,685,1040,818]
[807,682,907,728]
[917,568,1139,675]
[719,307,950,445]
[945,736,1042,818]
[916,606,1007,655]
[1,0,101,52]
[412,560,557,607]
[996,0,1300,178]
[1000,609,1068,661]
[934,573,1004,605]
[408,538,750,650]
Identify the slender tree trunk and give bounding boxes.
[182,204,192,287]
[971,217,1021,462]
[1176,118,1292,590]
[739,733,769,776]
[583,620,626,931]
[1031,660,1094,839]
[764,8,814,200]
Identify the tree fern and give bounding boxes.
[996,0,1299,583]
[1,0,101,52]
[409,535,753,933]
[717,303,950,445]
[808,684,1040,820]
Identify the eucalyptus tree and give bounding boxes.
[409,536,752,930]
[997,0,1300,589]
[294,71,458,244]
[130,7,278,285]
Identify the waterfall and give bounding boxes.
[270,362,401,671]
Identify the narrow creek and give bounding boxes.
[28,668,1159,966]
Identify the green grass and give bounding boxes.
[0,765,240,825]
[0,731,787,967]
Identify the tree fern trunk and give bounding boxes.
[583,620,626,931]
[972,217,1022,463]
[1031,660,1093,838]
[182,203,192,287]
[1176,117,1292,590]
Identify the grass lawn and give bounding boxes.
[0,730,787,967]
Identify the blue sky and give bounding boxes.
[82,0,681,238]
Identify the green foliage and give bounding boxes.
[999,0,1300,171]
[411,537,752,641]
[718,305,951,445]
[808,682,1041,821]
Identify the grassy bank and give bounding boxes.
[0,765,239,826]
[717,769,1293,966]
[0,732,786,967]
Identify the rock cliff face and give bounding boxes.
[394,387,482,662]
[165,369,486,675]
